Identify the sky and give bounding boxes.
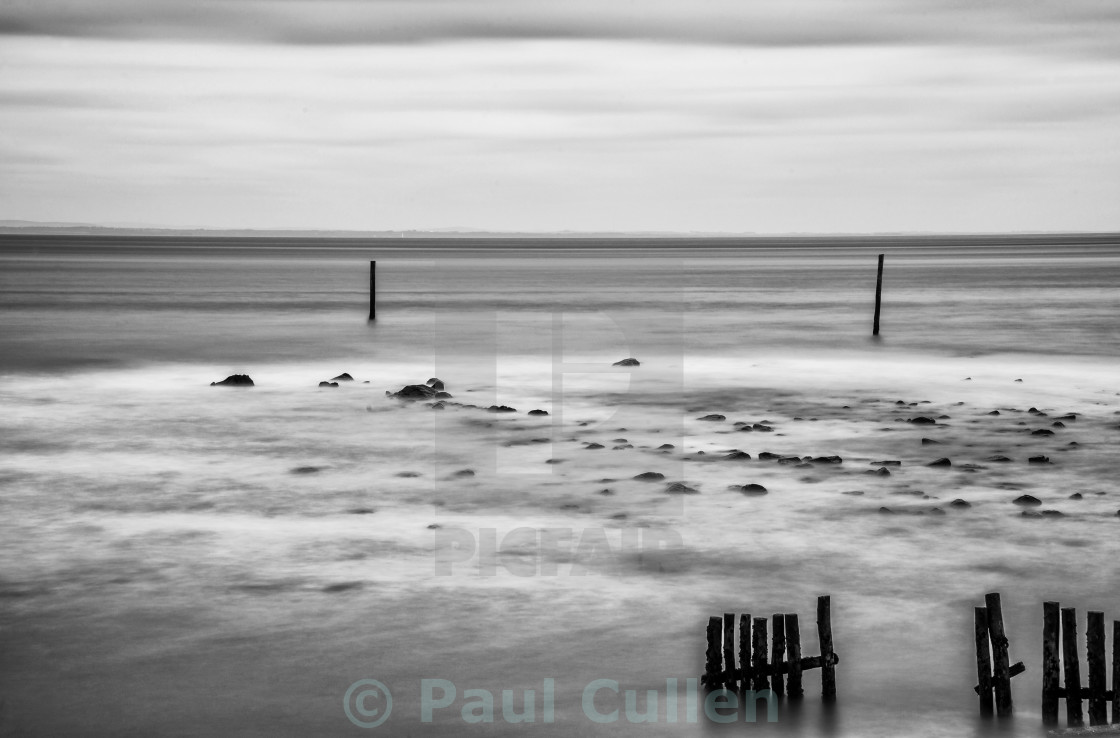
[1,0,1118,233]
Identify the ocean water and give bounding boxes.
[1,234,1119,737]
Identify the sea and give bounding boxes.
[1,233,1118,737]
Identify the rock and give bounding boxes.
[1013,494,1041,506]
[453,469,475,478]
[332,373,354,381]
[395,471,421,478]
[665,481,699,494]
[921,438,942,445]
[613,358,640,367]
[211,374,254,387]
[1031,428,1055,436]
[926,458,952,467]
[427,523,441,529]
[584,443,605,450]
[1028,455,1051,464]
[1053,414,1077,422]
[731,483,768,495]
[426,378,445,390]
[1051,421,1065,428]
[987,410,1001,416]
[949,499,971,508]
[487,405,517,413]
[657,444,675,450]
[319,381,339,388]
[633,472,666,482]
[871,460,901,466]
[1040,509,1064,517]
[435,391,452,399]
[1014,378,1023,382]
[758,452,781,460]
[698,414,726,421]
[1069,492,1083,500]
[612,444,633,450]
[908,416,937,425]
[842,490,865,496]
[391,384,440,400]
[347,508,374,515]
[812,456,843,464]
[528,409,549,416]
[724,451,752,460]
[291,466,322,474]
[1115,509,1120,517]
[985,455,1012,462]
[598,488,614,495]
[879,507,894,514]
[865,467,891,477]
[428,401,445,410]
[930,507,946,515]
[777,456,802,465]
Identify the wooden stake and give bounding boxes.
[1112,621,1119,725]
[985,593,1013,716]
[872,254,884,336]
[818,595,836,701]
[1042,602,1061,725]
[976,606,994,717]
[723,613,737,691]
[1087,611,1107,726]
[374,259,383,320]
[1062,607,1084,726]
[771,613,786,696]
[738,614,751,694]
[704,616,722,689]
[752,617,769,692]
[785,613,804,698]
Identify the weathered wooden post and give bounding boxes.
[723,613,737,691]
[752,617,769,692]
[1042,602,1061,725]
[1112,620,1119,725]
[785,613,804,698]
[818,595,836,701]
[771,613,786,696]
[704,616,723,689]
[1062,607,1084,726]
[1087,611,1107,725]
[738,614,752,693]
[976,606,994,716]
[985,593,1013,716]
[374,259,383,320]
[872,254,884,336]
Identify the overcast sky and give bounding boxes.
[1,0,1118,233]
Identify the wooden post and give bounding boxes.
[704,616,723,689]
[723,613,737,691]
[771,613,786,696]
[975,606,994,716]
[374,260,383,322]
[1042,602,1061,725]
[1087,611,1107,726]
[985,593,1013,716]
[752,617,769,692]
[1062,607,1084,726]
[785,613,804,698]
[738,614,751,694]
[872,254,884,336]
[1112,621,1119,725]
[818,595,836,701]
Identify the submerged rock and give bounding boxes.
[613,358,641,366]
[332,373,354,381]
[909,416,937,425]
[723,451,752,460]
[633,471,666,482]
[812,456,843,464]
[986,455,1012,463]
[1030,428,1055,436]
[665,481,699,494]
[319,381,339,388]
[698,414,726,421]
[1028,455,1052,464]
[486,405,517,413]
[949,499,972,508]
[584,443,605,450]
[291,466,322,474]
[865,467,891,477]
[527,409,549,416]
[926,458,952,467]
[731,483,768,495]
[390,384,440,400]
[211,374,254,387]
[1013,494,1042,507]
[871,460,901,466]
[426,378,445,390]
[921,438,943,445]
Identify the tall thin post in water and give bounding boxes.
[1042,602,1061,725]
[1087,612,1107,726]
[976,606,994,717]
[986,593,1013,716]
[784,614,803,698]
[1062,607,1084,726]
[817,595,836,701]
[374,259,383,320]
[872,254,884,336]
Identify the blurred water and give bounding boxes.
[0,235,1118,737]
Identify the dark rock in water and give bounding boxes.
[391,384,440,400]
[937,415,951,420]
[724,451,752,460]
[731,483,768,495]
[758,452,781,460]
[986,455,1012,463]
[427,523,441,529]
[395,471,421,478]
[842,490,865,496]
[1014,378,1023,383]
[319,381,339,388]
[1115,509,1120,517]
[1054,414,1077,422]
[1028,455,1051,464]
[323,582,363,593]
[778,456,802,465]
[895,400,907,406]
[613,358,641,366]
[927,458,952,467]
[211,374,254,387]
[879,507,894,514]
[291,466,322,474]
[813,456,843,464]
[921,438,942,445]
[584,443,605,450]
[871,460,901,466]
[1069,492,1083,500]
[949,499,971,508]
[426,378,445,390]
[930,507,946,515]
[528,409,549,416]
[347,507,374,515]
[598,488,614,495]
[1040,509,1064,517]
[332,373,354,381]
[865,467,891,477]
[435,391,453,399]
[698,414,726,421]
[752,423,774,432]
[1028,407,1048,416]
[1067,441,1079,447]
[612,444,633,450]
[1031,428,1055,436]
[428,401,445,410]
[665,481,699,494]
[657,444,675,450]
[453,469,475,478]
[634,471,666,482]
[909,416,937,425]
[987,410,1001,416]
[1051,421,1065,428]
[609,512,627,519]
[487,405,517,413]
[545,459,564,464]
[1013,494,1041,506]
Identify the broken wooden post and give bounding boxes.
[723,613,737,691]
[704,616,722,689]
[738,614,751,694]
[985,592,1013,716]
[818,595,836,701]
[752,617,769,692]
[1062,607,1085,726]
[1087,611,1107,726]
[374,260,383,322]
[1042,601,1061,725]
[976,606,994,716]
[771,613,786,696]
[785,613,804,698]
[872,254,884,336]
[1112,620,1119,725]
